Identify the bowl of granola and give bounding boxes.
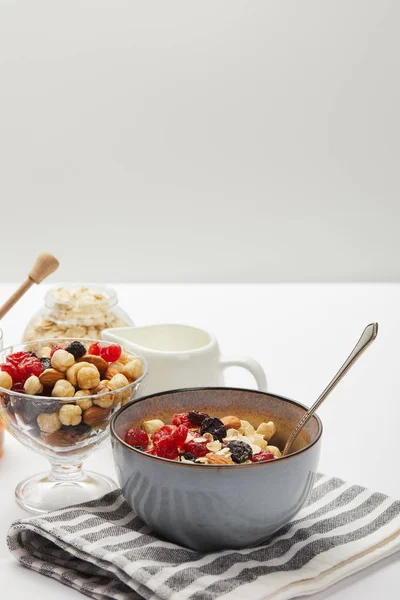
[111,387,322,551]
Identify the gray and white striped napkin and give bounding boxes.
[7,474,400,600]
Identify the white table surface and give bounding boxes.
[0,283,399,599]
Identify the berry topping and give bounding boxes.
[183,438,209,458]
[100,344,122,363]
[227,440,253,463]
[125,427,149,450]
[65,341,86,360]
[40,357,51,371]
[145,447,157,455]
[173,424,189,448]
[152,425,175,445]
[88,342,101,356]
[188,410,209,426]
[250,450,275,463]
[172,413,195,428]
[200,417,227,441]
[153,437,179,459]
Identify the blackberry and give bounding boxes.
[200,417,226,441]
[227,440,253,463]
[179,452,196,462]
[65,341,86,360]
[40,357,51,371]
[188,410,209,426]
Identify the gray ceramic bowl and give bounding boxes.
[111,387,322,552]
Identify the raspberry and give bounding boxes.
[173,424,189,448]
[250,450,275,463]
[154,437,179,459]
[183,438,209,458]
[125,427,149,450]
[100,344,122,363]
[172,413,196,428]
[153,425,175,445]
[88,342,101,356]
[145,447,157,455]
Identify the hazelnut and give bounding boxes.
[105,362,125,379]
[24,375,43,395]
[77,367,100,390]
[51,349,75,372]
[122,359,143,381]
[37,412,62,433]
[40,346,52,358]
[59,404,82,426]
[74,391,93,411]
[52,379,75,398]
[93,383,113,408]
[108,373,129,391]
[119,352,135,365]
[66,361,96,386]
[0,370,13,390]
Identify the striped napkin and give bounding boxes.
[7,474,400,600]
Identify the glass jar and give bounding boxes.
[23,284,133,342]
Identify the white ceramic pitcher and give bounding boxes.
[102,324,267,396]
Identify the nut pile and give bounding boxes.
[0,341,144,446]
[124,411,281,464]
[23,286,131,341]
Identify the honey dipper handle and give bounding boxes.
[28,252,59,284]
[0,253,59,320]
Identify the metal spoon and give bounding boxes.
[282,322,378,456]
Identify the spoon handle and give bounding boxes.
[282,323,378,456]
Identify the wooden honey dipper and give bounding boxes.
[0,253,59,320]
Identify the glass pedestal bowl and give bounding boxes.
[0,338,147,514]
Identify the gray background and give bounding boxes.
[0,0,399,282]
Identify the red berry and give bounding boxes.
[145,447,157,455]
[125,427,149,450]
[50,345,64,358]
[154,437,179,459]
[183,438,209,458]
[250,450,275,463]
[173,424,189,448]
[7,352,30,365]
[1,363,18,381]
[88,342,101,356]
[152,425,175,445]
[101,344,122,363]
[21,356,42,377]
[172,413,196,428]
[11,382,24,392]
